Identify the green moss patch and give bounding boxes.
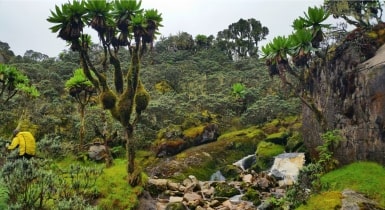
[265,131,288,145]
[297,191,342,210]
[213,182,240,197]
[320,161,385,206]
[96,158,141,210]
[218,126,265,142]
[256,141,284,158]
[255,141,285,170]
[183,125,205,138]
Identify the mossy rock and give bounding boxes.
[261,119,280,134]
[156,124,183,139]
[183,125,205,139]
[242,188,261,206]
[220,164,242,180]
[154,138,187,158]
[213,182,240,198]
[256,141,285,158]
[290,121,302,130]
[218,126,266,142]
[146,131,260,181]
[281,115,298,125]
[255,141,285,171]
[264,131,289,145]
[165,201,186,210]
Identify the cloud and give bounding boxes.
[0,0,325,57]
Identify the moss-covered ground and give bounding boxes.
[296,191,342,210]
[298,161,385,209]
[57,156,141,210]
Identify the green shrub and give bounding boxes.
[317,130,341,173]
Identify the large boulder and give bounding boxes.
[268,153,305,186]
[88,143,106,161]
[303,43,385,165]
[154,123,220,158]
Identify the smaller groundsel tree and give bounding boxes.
[47,0,162,185]
[0,64,39,107]
[65,68,97,149]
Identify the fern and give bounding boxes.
[0,181,9,209]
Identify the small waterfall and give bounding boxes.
[210,170,226,181]
[233,154,256,171]
[229,194,243,203]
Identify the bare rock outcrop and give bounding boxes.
[303,43,385,165]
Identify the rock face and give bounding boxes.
[302,43,385,165]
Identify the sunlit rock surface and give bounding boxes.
[269,153,305,186]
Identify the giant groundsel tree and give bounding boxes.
[261,6,330,125]
[47,0,162,185]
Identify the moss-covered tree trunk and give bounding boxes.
[79,104,85,150]
[124,125,135,174]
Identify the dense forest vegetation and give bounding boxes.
[1,0,385,209]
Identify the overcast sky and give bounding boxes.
[0,0,329,57]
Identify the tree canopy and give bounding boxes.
[217,18,269,60]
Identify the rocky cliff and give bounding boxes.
[303,43,385,165]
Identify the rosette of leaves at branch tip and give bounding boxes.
[289,29,316,67]
[47,0,86,42]
[112,0,143,46]
[302,6,330,48]
[84,0,113,34]
[65,68,96,104]
[261,36,293,77]
[142,9,163,48]
[130,9,163,52]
